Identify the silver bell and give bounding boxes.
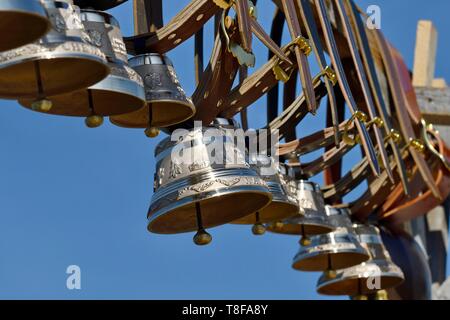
[19,9,145,126]
[0,0,51,52]
[292,206,369,272]
[267,180,335,239]
[0,0,109,101]
[110,53,196,132]
[316,224,404,298]
[147,118,272,244]
[232,157,299,232]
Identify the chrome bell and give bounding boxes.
[0,0,51,52]
[19,9,145,127]
[110,53,196,135]
[316,224,404,298]
[0,0,109,101]
[74,0,127,10]
[266,180,334,241]
[291,206,369,273]
[232,158,299,235]
[148,118,272,245]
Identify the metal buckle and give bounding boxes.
[343,111,368,146]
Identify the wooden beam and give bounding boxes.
[413,20,438,87]
[416,87,450,125]
[133,0,163,34]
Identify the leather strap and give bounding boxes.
[126,0,218,54]
[380,129,450,225]
[333,0,393,183]
[345,0,409,195]
[266,8,284,124]
[313,0,380,177]
[372,27,441,199]
[281,0,317,114]
[297,0,340,146]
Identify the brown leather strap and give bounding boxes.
[380,130,450,225]
[345,0,409,195]
[126,0,218,54]
[220,45,296,118]
[281,0,317,114]
[314,0,380,177]
[235,0,253,52]
[333,0,393,183]
[373,28,441,199]
[297,0,340,146]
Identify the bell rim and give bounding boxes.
[292,248,370,272]
[0,2,51,52]
[0,44,109,99]
[231,199,299,224]
[19,74,147,117]
[147,185,273,234]
[109,99,196,129]
[316,272,405,296]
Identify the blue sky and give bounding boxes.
[0,0,448,299]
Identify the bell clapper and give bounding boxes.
[31,61,52,112]
[300,225,311,246]
[251,212,266,236]
[145,103,160,138]
[352,278,368,300]
[324,254,337,279]
[85,90,104,128]
[375,290,389,300]
[193,202,212,246]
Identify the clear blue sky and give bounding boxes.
[0,0,448,299]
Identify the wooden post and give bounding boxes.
[413,20,438,88]
[133,0,163,34]
[411,20,449,296]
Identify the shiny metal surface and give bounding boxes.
[19,9,145,118]
[110,53,196,129]
[232,156,299,224]
[148,121,272,234]
[317,224,404,297]
[0,0,51,52]
[0,0,109,99]
[292,207,369,272]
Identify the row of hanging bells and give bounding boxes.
[0,0,194,131]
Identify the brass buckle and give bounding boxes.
[421,118,450,172]
[287,36,312,56]
[213,0,234,9]
[312,66,337,86]
[384,129,402,144]
[343,111,368,146]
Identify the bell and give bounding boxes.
[147,118,272,244]
[110,53,196,133]
[0,0,51,52]
[19,9,145,126]
[0,0,109,100]
[266,180,334,238]
[73,0,127,10]
[232,158,299,233]
[292,206,369,272]
[316,224,404,297]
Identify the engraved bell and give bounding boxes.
[110,53,196,135]
[0,0,51,52]
[232,158,299,235]
[74,0,127,10]
[316,224,404,298]
[0,0,109,102]
[148,118,272,245]
[266,180,334,241]
[19,9,145,127]
[292,206,369,273]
